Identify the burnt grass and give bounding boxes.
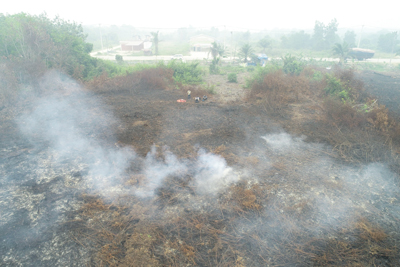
[1,66,400,266]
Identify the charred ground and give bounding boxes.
[1,65,400,266]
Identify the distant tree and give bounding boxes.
[281,31,311,50]
[343,30,356,48]
[378,32,398,53]
[258,38,270,53]
[325,18,339,48]
[209,41,225,60]
[312,21,325,50]
[239,43,253,63]
[151,30,160,55]
[312,18,339,50]
[331,42,350,64]
[208,42,225,74]
[0,13,99,80]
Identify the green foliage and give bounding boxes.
[245,63,280,88]
[239,44,253,63]
[209,58,220,74]
[312,19,339,50]
[311,70,324,81]
[115,55,123,64]
[324,74,350,102]
[209,42,225,59]
[331,42,350,64]
[0,12,124,82]
[282,54,305,75]
[258,38,270,53]
[281,31,311,50]
[151,31,160,55]
[378,32,398,53]
[167,61,203,84]
[228,73,238,83]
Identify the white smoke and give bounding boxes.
[17,71,239,198]
[193,149,239,194]
[136,146,240,197]
[17,72,136,193]
[261,132,306,151]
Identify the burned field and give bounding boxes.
[2,67,400,266]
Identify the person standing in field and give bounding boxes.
[187,90,191,100]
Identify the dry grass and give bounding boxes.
[247,70,309,114]
[85,67,174,93]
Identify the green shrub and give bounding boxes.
[167,61,203,84]
[209,58,220,74]
[115,55,123,63]
[312,70,324,81]
[245,64,280,88]
[324,74,350,102]
[282,54,305,75]
[228,73,238,83]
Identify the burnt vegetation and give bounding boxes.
[2,13,400,267]
[50,65,400,266]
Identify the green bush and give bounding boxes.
[312,70,324,81]
[209,58,220,74]
[167,61,203,84]
[115,55,123,63]
[228,73,238,83]
[324,74,350,102]
[282,54,305,75]
[245,64,280,88]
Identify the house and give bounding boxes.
[120,41,144,51]
[190,34,214,52]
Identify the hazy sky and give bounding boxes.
[2,0,399,31]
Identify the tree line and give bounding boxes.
[0,13,123,84]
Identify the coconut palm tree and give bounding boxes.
[239,43,253,63]
[332,42,350,64]
[151,31,159,56]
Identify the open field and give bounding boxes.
[1,65,400,266]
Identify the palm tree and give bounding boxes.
[332,42,350,64]
[239,43,253,63]
[209,42,225,60]
[151,31,159,56]
[258,38,270,54]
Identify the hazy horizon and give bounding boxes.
[2,0,399,31]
